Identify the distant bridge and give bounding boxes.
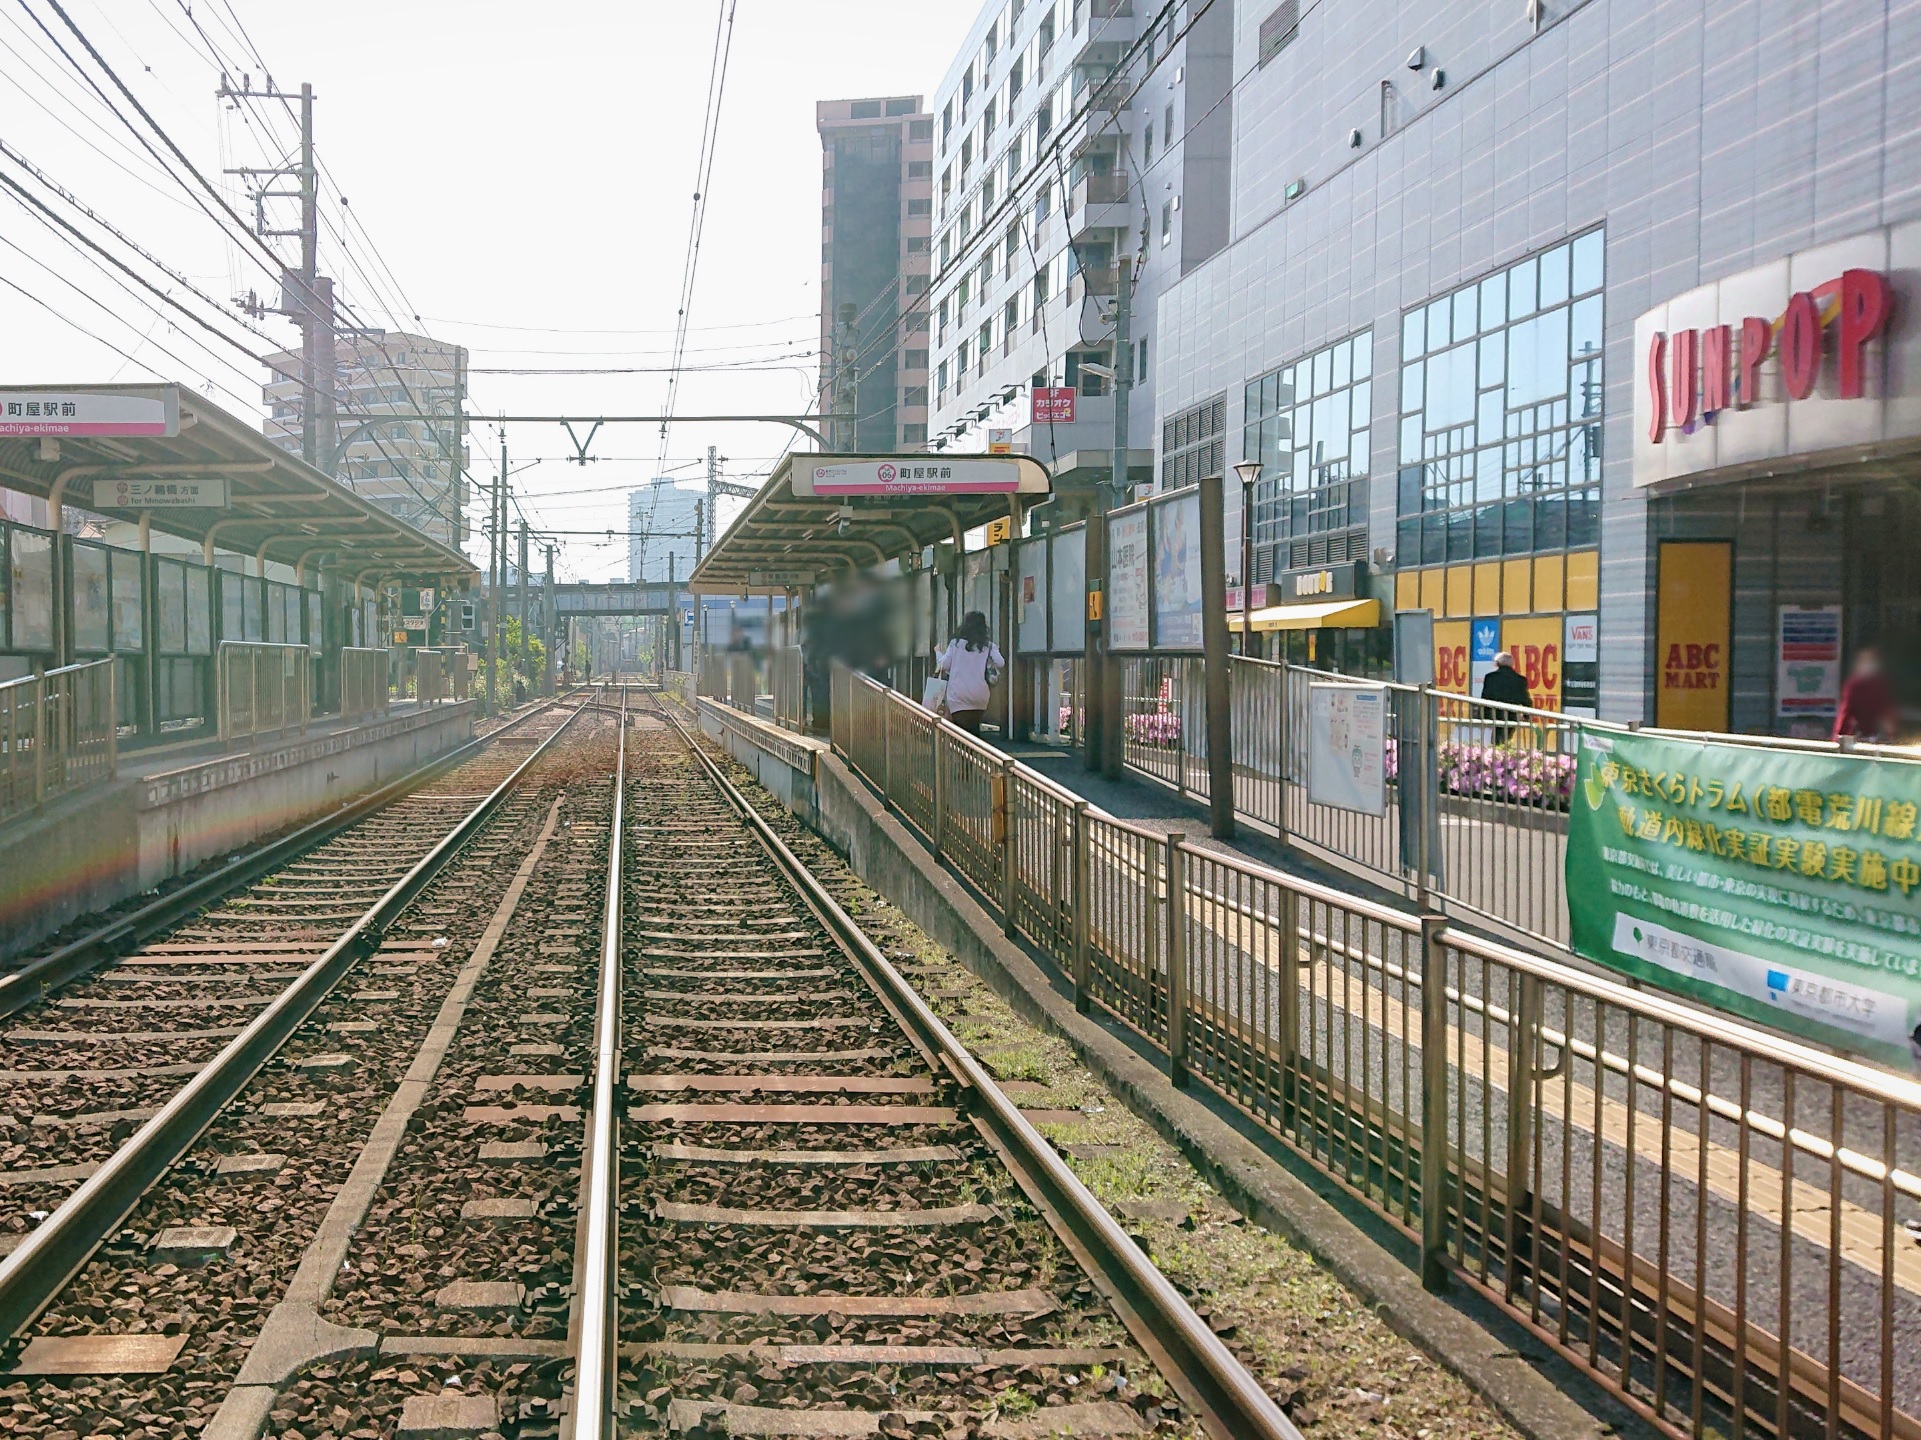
[551,581,683,616]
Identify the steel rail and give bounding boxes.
[0,690,597,1340]
[0,693,586,1018]
[649,700,1302,1440]
[567,686,627,1440]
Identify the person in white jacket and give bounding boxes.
[935,610,1003,735]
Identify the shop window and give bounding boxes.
[1394,227,1603,570]
[1241,329,1372,575]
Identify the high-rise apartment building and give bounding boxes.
[628,480,704,585]
[927,0,1234,483]
[262,330,469,550]
[817,97,935,451]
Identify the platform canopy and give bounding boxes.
[689,451,1052,595]
[0,383,474,582]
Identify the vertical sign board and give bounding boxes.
[1016,539,1049,654]
[1307,683,1387,815]
[1776,604,1842,730]
[1563,613,1600,717]
[1567,727,1921,1062]
[1050,526,1086,654]
[1468,617,1502,695]
[1151,489,1204,650]
[1654,540,1733,731]
[1106,507,1150,651]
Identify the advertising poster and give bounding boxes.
[1051,527,1086,655]
[1654,540,1732,731]
[1307,683,1387,815]
[1151,490,1204,651]
[1500,615,1564,712]
[1567,728,1921,1060]
[1017,540,1048,654]
[1776,605,1842,726]
[1468,618,1501,695]
[1107,507,1150,651]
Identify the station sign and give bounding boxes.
[797,454,1049,497]
[85,476,229,509]
[0,387,179,437]
[747,569,816,586]
[1632,221,1921,488]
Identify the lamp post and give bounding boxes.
[1233,461,1262,657]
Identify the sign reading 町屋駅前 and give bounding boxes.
[1566,728,1921,1061]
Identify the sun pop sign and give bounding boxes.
[1632,224,1920,489]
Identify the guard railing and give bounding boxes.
[0,659,117,825]
[770,643,804,732]
[830,661,1921,1439]
[215,641,312,748]
[339,647,390,723]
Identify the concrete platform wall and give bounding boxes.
[0,703,475,960]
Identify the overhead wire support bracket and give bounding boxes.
[563,420,604,465]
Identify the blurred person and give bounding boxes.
[1479,650,1531,743]
[1834,646,1898,743]
[935,610,1003,736]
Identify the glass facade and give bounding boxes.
[1242,329,1372,577]
[1395,229,1603,568]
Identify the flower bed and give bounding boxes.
[1124,710,1183,747]
[1385,737,1574,809]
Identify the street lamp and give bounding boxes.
[1233,462,1262,654]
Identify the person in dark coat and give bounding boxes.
[1479,650,1531,741]
[1834,646,1898,743]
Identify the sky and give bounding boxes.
[0,0,978,581]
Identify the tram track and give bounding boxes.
[0,686,1299,1440]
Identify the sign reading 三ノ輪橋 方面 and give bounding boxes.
[1567,727,1921,1061]
[0,387,179,437]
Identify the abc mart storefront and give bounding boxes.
[1631,222,1919,739]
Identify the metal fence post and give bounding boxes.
[1276,883,1301,1132]
[31,675,45,807]
[1419,912,1450,1292]
[1165,837,1189,1088]
[1505,971,1541,1294]
[931,724,947,860]
[1071,801,1091,1015]
[106,662,118,778]
[1415,686,1435,911]
[997,757,1017,938]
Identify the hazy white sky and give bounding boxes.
[0,1,976,580]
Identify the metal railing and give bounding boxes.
[339,647,390,723]
[215,641,312,748]
[830,663,1921,1439]
[0,660,118,825]
[770,643,804,732]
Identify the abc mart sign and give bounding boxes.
[1632,222,1921,489]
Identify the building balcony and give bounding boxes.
[1069,265,1118,301]
[1068,172,1131,240]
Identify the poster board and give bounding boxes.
[1654,540,1733,731]
[1776,604,1841,728]
[1050,525,1086,655]
[1017,539,1049,654]
[1107,507,1150,651]
[1307,682,1387,815]
[1151,488,1204,651]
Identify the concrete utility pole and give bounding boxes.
[543,543,557,695]
[517,520,531,692]
[222,77,336,473]
[486,434,505,715]
[1095,250,1133,779]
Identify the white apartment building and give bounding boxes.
[627,479,704,585]
[263,330,469,550]
[928,0,1234,491]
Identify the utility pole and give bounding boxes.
[517,520,530,696]
[1094,246,1133,778]
[486,432,505,715]
[543,543,556,696]
[223,77,336,473]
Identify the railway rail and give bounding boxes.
[0,684,1306,1439]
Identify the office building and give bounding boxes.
[926,0,1234,487]
[628,480,704,585]
[262,330,469,550]
[1131,0,1920,734]
[817,96,936,451]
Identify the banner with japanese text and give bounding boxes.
[1567,728,1921,1060]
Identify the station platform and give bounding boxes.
[0,700,478,959]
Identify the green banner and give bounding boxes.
[1566,729,1921,1061]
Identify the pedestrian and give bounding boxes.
[935,610,1003,737]
[1834,646,1898,743]
[1479,650,1532,742]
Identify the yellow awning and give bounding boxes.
[1230,597,1381,632]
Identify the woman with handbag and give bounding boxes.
[933,610,1003,735]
